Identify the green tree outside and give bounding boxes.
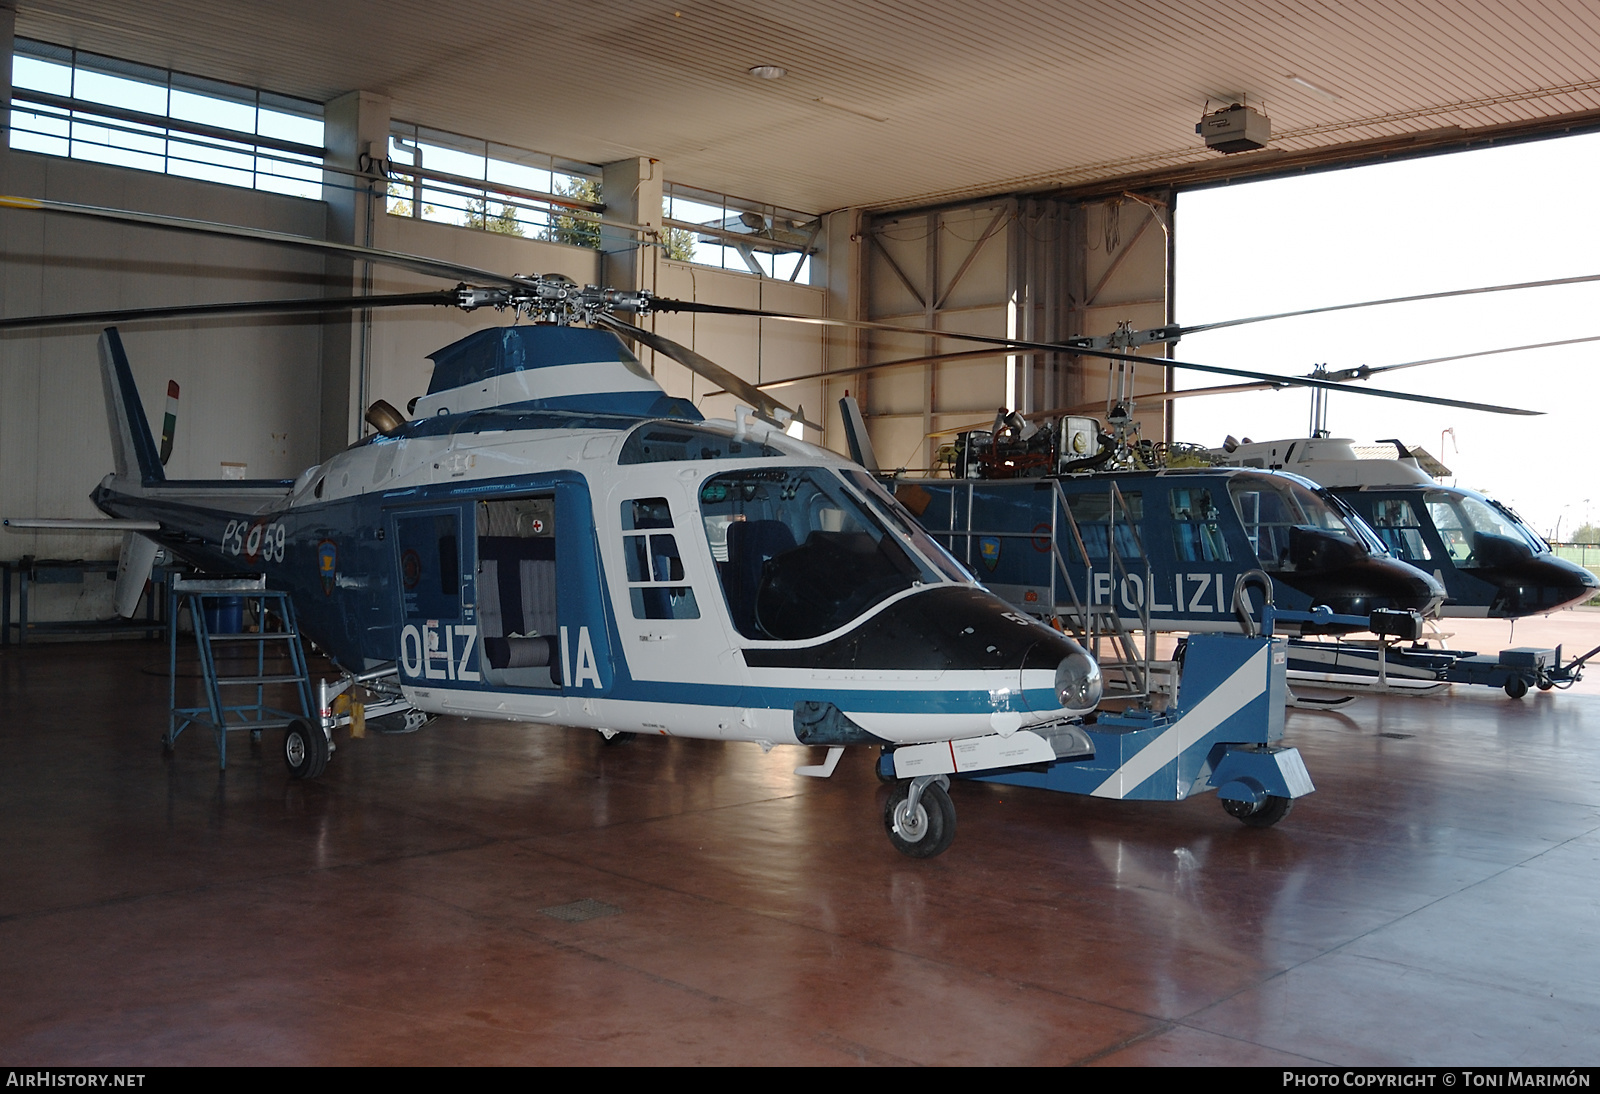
[663,225,697,261]
[465,198,525,236]
[548,178,602,250]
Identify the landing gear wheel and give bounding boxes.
[284,718,329,780]
[1505,675,1530,699]
[1223,794,1293,828]
[884,779,956,858]
[1537,676,1554,692]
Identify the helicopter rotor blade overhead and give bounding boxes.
[593,314,813,430]
[1023,381,1289,421]
[1319,334,1600,382]
[651,299,1542,417]
[0,291,461,332]
[0,194,527,288]
[0,192,1550,420]
[1178,272,1600,339]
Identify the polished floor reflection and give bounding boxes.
[2,625,1598,1065]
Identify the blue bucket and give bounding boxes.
[202,596,244,634]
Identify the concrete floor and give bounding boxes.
[2,618,1599,1066]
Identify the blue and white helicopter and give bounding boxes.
[2,195,1111,860]
[0,196,1571,853]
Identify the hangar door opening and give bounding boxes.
[1172,132,1600,538]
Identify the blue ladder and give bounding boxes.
[167,576,314,770]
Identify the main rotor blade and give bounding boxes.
[721,347,1002,395]
[654,300,1542,416]
[1024,381,1288,420]
[594,314,813,429]
[1181,273,1600,338]
[0,291,459,332]
[1325,334,1600,381]
[0,194,524,288]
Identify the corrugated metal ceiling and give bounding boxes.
[13,0,1600,213]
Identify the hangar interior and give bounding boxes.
[3,0,1600,1066]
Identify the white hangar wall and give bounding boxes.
[0,150,330,585]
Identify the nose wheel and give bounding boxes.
[884,776,956,858]
[284,717,329,780]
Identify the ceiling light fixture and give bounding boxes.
[1287,74,1342,102]
[748,65,786,79]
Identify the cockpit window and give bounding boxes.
[841,469,971,583]
[700,468,939,640]
[1228,476,1362,572]
[1427,491,1542,565]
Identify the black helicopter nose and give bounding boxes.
[1281,556,1446,618]
[1488,556,1600,615]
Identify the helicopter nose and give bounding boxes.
[1490,556,1600,615]
[1286,556,1445,618]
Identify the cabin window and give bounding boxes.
[1365,498,1434,562]
[621,498,700,620]
[1064,490,1144,562]
[699,468,933,640]
[1168,488,1231,562]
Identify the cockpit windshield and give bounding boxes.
[1228,475,1367,572]
[1427,490,1545,564]
[700,467,945,640]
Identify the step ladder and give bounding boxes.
[167,576,314,770]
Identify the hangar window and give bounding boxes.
[386,121,603,247]
[8,39,324,198]
[664,182,817,281]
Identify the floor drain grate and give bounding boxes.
[540,898,622,923]
[1378,732,1415,740]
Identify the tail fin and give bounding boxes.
[99,328,165,484]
